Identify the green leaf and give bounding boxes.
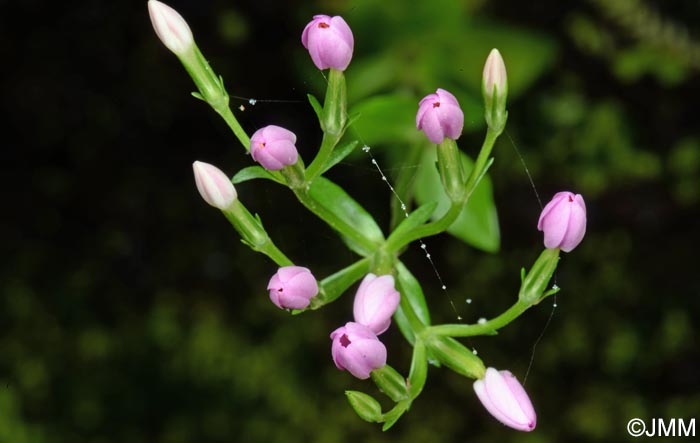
[371,365,409,402]
[394,262,431,346]
[232,166,283,184]
[345,391,383,423]
[345,54,400,101]
[414,147,500,252]
[307,93,323,122]
[393,304,415,345]
[408,340,428,399]
[309,257,371,310]
[349,94,421,146]
[320,140,359,175]
[388,202,438,244]
[308,177,384,256]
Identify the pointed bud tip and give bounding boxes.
[474,367,537,432]
[483,48,507,98]
[192,161,237,210]
[148,0,194,56]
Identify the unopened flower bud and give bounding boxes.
[345,391,383,423]
[148,0,228,110]
[148,0,194,56]
[353,273,400,335]
[250,125,299,171]
[192,161,237,210]
[473,367,536,432]
[301,15,354,71]
[416,88,464,144]
[482,49,508,132]
[519,248,560,305]
[426,336,485,380]
[267,266,319,310]
[330,322,387,380]
[537,191,587,252]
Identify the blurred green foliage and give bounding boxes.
[2,0,700,442]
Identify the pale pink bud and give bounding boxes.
[301,15,354,71]
[352,274,400,335]
[250,125,299,171]
[192,161,237,210]
[473,367,536,432]
[482,49,508,131]
[482,48,507,101]
[267,266,319,310]
[330,322,387,380]
[148,0,194,56]
[537,191,587,253]
[416,88,464,144]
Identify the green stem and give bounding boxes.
[427,299,530,337]
[305,69,347,182]
[385,126,503,254]
[223,202,293,267]
[305,132,338,182]
[386,201,463,252]
[463,126,499,197]
[215,106,250,152]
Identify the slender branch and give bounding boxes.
[215,106,250,152]
[427,299,530,337]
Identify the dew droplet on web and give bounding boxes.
[553,303,558,307]
[477,317,487,325]
[361,144,462,321]
[472,348,478,355]
[238,105,245,111]
[248,98,257,105]
[552,284,559,290]
[466,298,472,304]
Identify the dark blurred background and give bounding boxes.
[2,0,699,442]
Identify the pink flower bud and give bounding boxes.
[330,322,387,380]
[416,88,465,144]
[249,125,299,171]
[267,266,319,310]
[192,161,237,210]
[482,48,507,102]
[148,0,194,56]
[473,367,536,432]
[482,48,508,131]
[537,191,587,253]
[352,273,400,335]
[301,15,354,71]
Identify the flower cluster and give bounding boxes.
[150,0,590,434]
[331,274,400,379]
